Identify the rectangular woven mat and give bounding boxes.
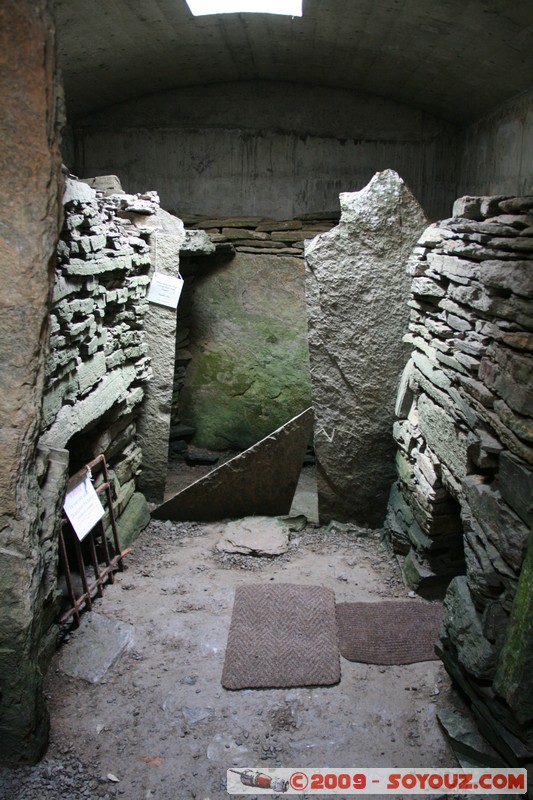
[336,600,443,665]
[222,583,341,690]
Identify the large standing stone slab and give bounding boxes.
[305,170,427,526]
[178,252,312,450]
[136,208,185,502]
[0,0,62,764]
[152,408,313,521]
[216,516,290,556]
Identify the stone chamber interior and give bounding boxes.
[0,1,532,798]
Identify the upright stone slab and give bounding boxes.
[178,252,313,451]
[0,0,62,764]
[136,209,186,502]
[305,170,427,526]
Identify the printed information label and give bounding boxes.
[227,767,527,795]
[147,272,184,309]
[63,472,105,541]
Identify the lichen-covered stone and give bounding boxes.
[179,252,313,450]
[116,491,150,549]
[493,531,533,724]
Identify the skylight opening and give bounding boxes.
[185,0,302,17]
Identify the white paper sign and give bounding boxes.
[147,272,184,309]
[63,472,105,541]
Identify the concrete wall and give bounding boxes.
[71,82,458,221]
[0,0,62,764]
[458,90,533,198]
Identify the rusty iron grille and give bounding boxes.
[59,453,127,628]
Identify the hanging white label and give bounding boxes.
[147,272,184,309]
[63,472,105,541]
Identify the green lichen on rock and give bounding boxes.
[179,253,313,450]
[493,530,533,723]
[116,492,151,549]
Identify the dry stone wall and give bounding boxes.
[184,212,340,257]
[386,194,533,767]
[40,179,157,546]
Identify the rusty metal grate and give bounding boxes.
[58,454,127,628]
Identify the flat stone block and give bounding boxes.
[498,450,533,526]
[441,576,497,681]
[418,393,469,480]
[462,475,529,571]
[58,612,134,683]
[216,516,289,556]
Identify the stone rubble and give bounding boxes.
[385,194,533,767]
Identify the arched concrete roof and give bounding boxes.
[55,0,533,124]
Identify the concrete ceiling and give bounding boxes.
[55,0,533,125]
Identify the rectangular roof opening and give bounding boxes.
[186,0,302,16]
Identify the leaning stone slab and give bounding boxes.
[304,170,427,526]
[216,516,290,556]
[152,408,313,521]
[58,612,134,683]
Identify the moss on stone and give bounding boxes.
[493,530,533,723]
[116,492,151,550]
[179,253,313,450]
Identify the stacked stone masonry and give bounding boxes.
[40,180,160,568]
[386,194,533,768]
[184,212,339,258]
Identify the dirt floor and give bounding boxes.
[0,467,471,800]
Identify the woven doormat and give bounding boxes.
[222,584,341,690]
[336,601,443,665]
